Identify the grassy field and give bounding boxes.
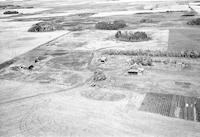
[168,28,200,51]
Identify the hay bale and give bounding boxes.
[95,20,126,30]
[93,69,106,82]
[115,31,151,42]
[187,18,200,25]
[3,11,19,14]
[28,21,62,32]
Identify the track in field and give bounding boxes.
[139,92,200,122]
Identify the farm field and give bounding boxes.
[168,28,200,51]
[0,0,200,137]
[140,92,200,122]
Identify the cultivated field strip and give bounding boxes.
[139,92,200,122]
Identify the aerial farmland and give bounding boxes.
[0,0,200,137]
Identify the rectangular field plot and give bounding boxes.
[139,92,200,122]
[168,29,200,52]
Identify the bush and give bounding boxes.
[115,31,151,42]
[28,21,62,32]
[3,11,19,14]
[187,18,200,25]
[113,20,127,28]
[95,20,126,30]
[130,56,153,66]
[93,69,106,82]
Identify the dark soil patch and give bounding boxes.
[0,59,16,70]
[140,93,200,122]
[140,93,173,116]
[46,51,92,70]
[18,48,48,63]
